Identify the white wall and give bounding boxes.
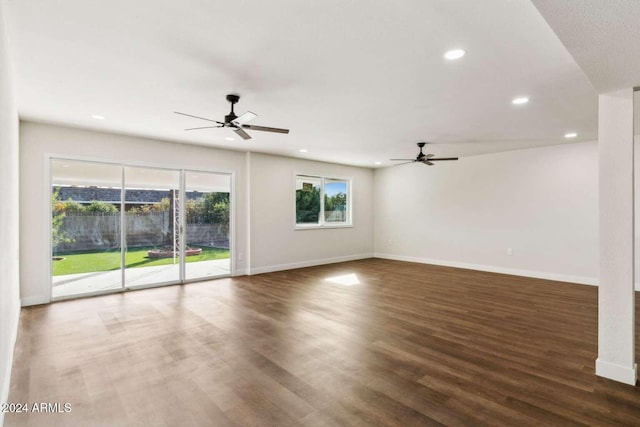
[249,152,374,273]
[374,141,600,284]
[19,122,249,305]
[20,123,377,303]
[0,0,20,422]
[17,119,640,305]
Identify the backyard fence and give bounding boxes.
[55,212,229,252]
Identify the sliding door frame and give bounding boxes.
[181,169,235,284]
[47,153,235,302]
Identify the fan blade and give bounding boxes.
[390,159,415,161]
[234,111,257,125]
[184,126,223,131]
[393,161,415,166]
[425,161,434,166]
[429,157,459,161]
[234,127,252,140]
[242,124,290,134]
[425,153,434,159]
[174,111,224,125]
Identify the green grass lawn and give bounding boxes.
[53,246,229,276]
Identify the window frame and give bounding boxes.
[294,173,353,230]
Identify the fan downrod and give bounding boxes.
[225,94,240,123]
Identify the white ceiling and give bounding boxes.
[531,0,640,94]
[5,0,609,167]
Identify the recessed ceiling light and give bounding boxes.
[299,149,308,153]
[91,114,105,120]
[564,132,578,138]
[444,49,466,60]
[225,137,235,141]
[511,97,529,105]
[374,161,382,165]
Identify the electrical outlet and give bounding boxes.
[507,247,513,256]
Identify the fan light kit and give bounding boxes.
[175,94,290,140]
[390,142,458,166]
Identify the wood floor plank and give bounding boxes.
[6,259,640,426]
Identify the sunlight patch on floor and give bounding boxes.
[324,273,360,286]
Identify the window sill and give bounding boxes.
[294,224,353,230]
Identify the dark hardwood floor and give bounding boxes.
[6,259,640,426]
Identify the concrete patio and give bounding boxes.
[52,258,231,299]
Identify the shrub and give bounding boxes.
[151,198,170,212]
[85,200,118,213]
[62,198,86,213]
[51,188,75,248]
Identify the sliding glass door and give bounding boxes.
[51,159,123,298]
[184,171,231,281]
[50,159,232,299]
[124,167,181,288]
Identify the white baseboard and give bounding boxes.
[234,268,249,276]
[373,252,599,286]
[1,297,20,426]
[596,359,637,386]
[21,295,49,307]
[250,253,374,275]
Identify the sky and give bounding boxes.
[324,181,347,197]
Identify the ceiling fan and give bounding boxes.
[390,142,458,166]
[174,94,290,140]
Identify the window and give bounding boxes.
[295,175,351,228]
[50,158,232,300]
